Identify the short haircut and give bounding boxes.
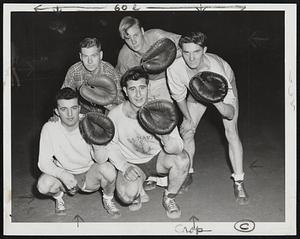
[55,87,78,106]
[178,32,207,49]
[120,66,149,88]
[119,16,141,39]
[79,37,101,51]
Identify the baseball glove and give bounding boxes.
[138,99,178,135]
[79,98,105,115]
[79,74,117,106]
[189,71,228,103]
[79,112,115,145]
[141,38,177,74]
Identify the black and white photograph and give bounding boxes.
[3,2,296,236]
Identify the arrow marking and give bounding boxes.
[73,214,84,228]
[189,215,199,228]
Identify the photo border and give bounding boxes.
[3,2,297,236]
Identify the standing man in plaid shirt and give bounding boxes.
[62,37,124,113]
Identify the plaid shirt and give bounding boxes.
[62,60,124,108]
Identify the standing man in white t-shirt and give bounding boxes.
[37,87,121,217]
[167,32,249,205]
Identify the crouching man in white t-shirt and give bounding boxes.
[107,67,189,219]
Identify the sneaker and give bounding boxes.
[103,198,121,218]
[128,196,142,211]
[179,173,193,194]
[162,194,181,219]
[55,197,66,215]
[234,180,249,205]
[143,180,156,191]
[68,185,79,196]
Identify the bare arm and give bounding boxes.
[213,101,235,120]
[214,59,238,120]
[177,99,197,137]
[177,99,192,121]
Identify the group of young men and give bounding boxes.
[37,16,249,220]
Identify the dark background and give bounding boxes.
[10,10,286,222]
[11,10,284,118]
[11,10,285,163]
[11,11,284,68]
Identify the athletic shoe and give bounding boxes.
[68,185,79,196]
[102,198,121,218]
[143,180,157,191]
[128,196,142,211]
[234,180,249,205]
[55,197,66,215]
[162,194,181,219]
[178,173,193,193]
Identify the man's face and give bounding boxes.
[55,98,81,130]
[80,46,103,72]
[123,78,148,109]
[181,42,207,70]
[123,25,145,53]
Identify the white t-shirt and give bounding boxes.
[38,120,94,177]
[167,53,236,105]
[107,103,183,172]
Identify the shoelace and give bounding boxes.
[104,199,119,212]
[165,198,178,212]
[56,199,65,210]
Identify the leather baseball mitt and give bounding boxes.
[79,74,117,106]
[79,112,115,145]
[138,99,178,135]
[141,38,177,75]
[189,71,228,103]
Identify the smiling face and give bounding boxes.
[123,78,148,110]
[181,42,207,70]
[55,98,81,131]
[123,24,145,53]
[80,46,103,72]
